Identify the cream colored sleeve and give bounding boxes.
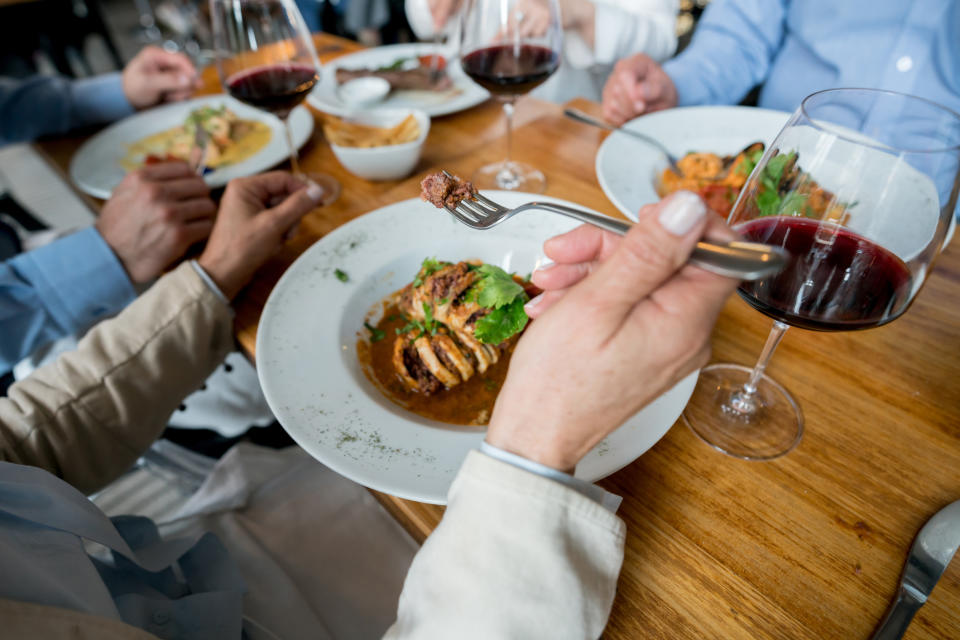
[566,0,678,69]
[0,262,234,494]
[385,451,626,640]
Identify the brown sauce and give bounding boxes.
[357,301,515,427]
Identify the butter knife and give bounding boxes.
[871,499,960,640]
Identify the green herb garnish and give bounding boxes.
[334,268,349,282]
[364,321,385,342]
[422,302,439,335]
[472,264,526,309]
[755,150,797,217]
[474,297,529,345]
[413,257,446,287]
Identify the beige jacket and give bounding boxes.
[0,262,626,639]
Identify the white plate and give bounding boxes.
[70,97,314,199]
[256,191,698,504]
[596,106,792,221]
[307,43,489,118]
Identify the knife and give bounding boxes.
[870,499,960,640]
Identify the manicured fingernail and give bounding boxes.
[524,293,544,314]
[658,190,706,236]
[305,181,325,203]
[534,261,556,273]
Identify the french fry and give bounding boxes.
[322,114,421,148]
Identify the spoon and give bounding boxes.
[564,107,685,176]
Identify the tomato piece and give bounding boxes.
[417,54,446,71]
[698,184,737,218]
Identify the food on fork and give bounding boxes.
[120,105,271,170]
[658,142,764,217]
[357,258,540,426]
[322,114,421,148]
[335,55,453,92]
[420,171,476,209]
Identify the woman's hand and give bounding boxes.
[486,192,738,471]
[601,53,678,125]
[197,172,324,300]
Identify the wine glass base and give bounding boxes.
[682,364,803,461]
[472,161,546,192]
[299,173,341,206]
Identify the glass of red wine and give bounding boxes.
[210,0,339,205]
[682,88,960,460]
[460,0,562,192]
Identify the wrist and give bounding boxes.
[196,254,243,300]
[484,422,577,473]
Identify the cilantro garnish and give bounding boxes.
[474,297,529,345]
[364,321,385,342]
[735,147,765,177]
[755,150,798,217]
[472,264,526,309]
[413,257,446,287]
[334,268,349,282]
[422,302,439,335]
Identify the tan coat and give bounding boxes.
[0,262,625,639]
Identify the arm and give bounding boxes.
[0,262,233,494]
[0,74,133,145]
[566,0,677,67]
[385,451,625,640]
[662,0,788,106]
[0,228,136,372]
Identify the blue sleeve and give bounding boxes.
[0,227,136,371]
[0,73,134,145]
[662,0,788,106]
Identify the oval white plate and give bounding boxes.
[70,96,313,199]
[308,43,489,118]
[256,191,697,504]
[596,106,791,221]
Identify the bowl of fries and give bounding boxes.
[323,109,429,181]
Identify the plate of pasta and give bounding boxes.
[595,106,791,221]
[70,96,313,199]
[255,190,699,504]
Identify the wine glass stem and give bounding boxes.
[728,320,790,415]
[283,117,301,177]
[503,99,515,168]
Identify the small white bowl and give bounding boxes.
[329,109,430,181]
[337,77,391,109]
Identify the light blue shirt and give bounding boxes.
[0,72,134,146]
[0,227,136,373]
[663,0,960,115]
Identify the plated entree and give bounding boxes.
[120,105,271,170]
[738,149,849,223]
[657,142,765,217]
[336,54,454,92]
[358,258,540,426]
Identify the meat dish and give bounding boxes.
[336,55,453,92]
[358,258,540,426]
[420,171,475,209]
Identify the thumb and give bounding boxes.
[149,70,195,95]
[567,191,709,324]
[262,181,324,234]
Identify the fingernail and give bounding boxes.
[523,293,544,314]
[658,190,707,236]
[305,181,325,203]
[534,261,556,273]
[179,74,192,87]
[633,99,645,112]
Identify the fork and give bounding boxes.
[440,174,788,281]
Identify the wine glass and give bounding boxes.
[210,0,340,205]
[460,0,562,192]
[682,88,960,460]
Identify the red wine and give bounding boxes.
[461,45,559,96]
[227,64,318,117]
[737,217,913,331]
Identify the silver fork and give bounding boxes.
[441,174,788,281]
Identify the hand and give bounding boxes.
[198,172,325,300]
[122,46,202,109]
[602,53,678,126]
[97,162,216,284]
[486,192,739,471]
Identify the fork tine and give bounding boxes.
[459,198,493,220]
[446,205,480,225]
[472,190,508,213]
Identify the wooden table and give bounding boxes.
[35,32,960,640]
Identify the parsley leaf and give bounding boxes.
[472,264,525,309]
[396,319,424,335]
[778,191,809,217]
[334,268,349,282]
[422,302,438,335]
[474,298,529,345]
[363,321,385,342]
[754,150,798,217]
[413,257,446,287]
